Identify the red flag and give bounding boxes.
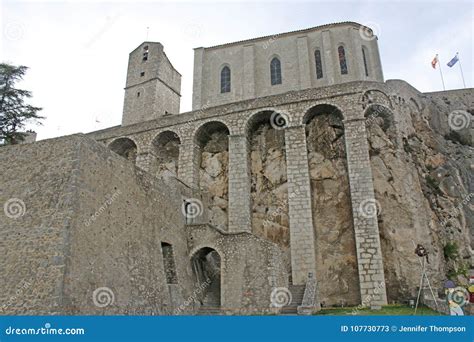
[431,54,438,69]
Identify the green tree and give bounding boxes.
[0,63,43,145]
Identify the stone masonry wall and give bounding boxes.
[87,80,472,308]
[1,135,82,314]
[0,134,205,314]
[186,224,288,314]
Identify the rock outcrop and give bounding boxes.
[200,131,229,231]
[306,112,360,306]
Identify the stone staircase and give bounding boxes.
[281,285,305,315]
[196,278,221,315]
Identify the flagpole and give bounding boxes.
[438,54,446,90]
[456,53,466,88]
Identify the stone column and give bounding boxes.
[321,30,336,86]
[284,125,317,285]
[228,134,251,233]
[192,48,204,110]
[135,140,152,172]
[344,118,388,307]
[178,137,200,189]
[135,152,150,172]
[242,45,256,100]
[296,36,311,90]
[349,27,365,80]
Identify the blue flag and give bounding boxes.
[447,54,459,67]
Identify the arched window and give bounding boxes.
[362,47,369,77]
[270,57,282,85]
[220,66,231,93]
[338,46,348,75]
[314,50,323,79]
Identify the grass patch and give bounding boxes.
[318,304,441,316]
[443,242,459,260]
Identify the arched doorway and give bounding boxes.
[108,137,138,164]
[191,247,221,311]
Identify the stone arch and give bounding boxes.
[304,103,360,306]
[190,247,222,310]
[246,108,292,132]
[194,120,232,142]
[150,130,181,179]
[302,103,345,126]
[360,89,393,110]
[247,110,290,250]
[108,137,138,164]
[195,121,230,231]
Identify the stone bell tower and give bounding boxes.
[122,42,181,126]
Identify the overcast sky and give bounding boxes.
[1,0,472,141]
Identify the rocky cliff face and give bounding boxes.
[193,90,472,306]
[250,123,290,251]
[154,138,179,179]
[404,95,473,291]
[306,112,360,306]
[199,131,229,231]
[365,93,473,302]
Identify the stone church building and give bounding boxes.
[1,22,473,315]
